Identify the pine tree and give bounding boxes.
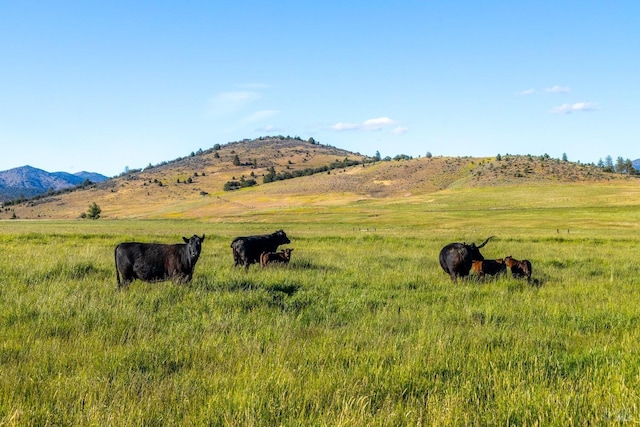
[87,202,101,220]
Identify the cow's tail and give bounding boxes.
[114,245,122,288]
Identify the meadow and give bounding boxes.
[1,183,640,425]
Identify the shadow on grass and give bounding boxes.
[264,282,301,296]
[191,274,303,296]
[457,273,545,289]
[287,258,337,272]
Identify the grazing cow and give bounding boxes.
[115,235,205,288]
[231,229,290,270]
[439,236,495,282]
[505,256,532,282]
[260,248,294,267]
[471,258,506,278]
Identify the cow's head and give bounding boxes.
[467,236,494,261]
[183,234,205,261]
[274,230,291,245]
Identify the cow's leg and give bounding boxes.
[118,276,133,288]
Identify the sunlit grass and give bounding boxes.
[1,183,640,425]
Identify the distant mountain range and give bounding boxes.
[0,165,108,202]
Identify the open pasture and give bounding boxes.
[1,184,640,425]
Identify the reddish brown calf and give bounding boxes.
[505,256,532,282]
[260,248,294,267]
[471,258,506,278]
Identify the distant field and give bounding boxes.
[1,183,640,425]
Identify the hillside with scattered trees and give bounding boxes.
[1,136,638,220]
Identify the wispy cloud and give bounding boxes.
[550,102,600,114]
[242,110,279,123]
[206,90,261,117]
[545,85,570,94]
[515,88,536,96]
[392,126,409,135]
[515,85,571,96]
[330,117,403,132]
[238,83,271,90]
[331,122,359,131]
[258,124,281,132]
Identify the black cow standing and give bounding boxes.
[231,229,290,270]
[439,236,494,282]
[115,235,205,287]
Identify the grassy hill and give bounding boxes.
[2,137,637,221]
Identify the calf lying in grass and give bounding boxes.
[260,248,294,267]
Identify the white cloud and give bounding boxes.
[392,126,409,135]
[516,88,536,96]
[259,124,280,132]
[206,91,261,117]
[242,110,279,123]
[516,86,571,96]
[238,83,271,90]
[330,117,403,132]
[550,102,600,114]
[361,117,398,130]
[545,85,571,94]
[331,122,359,131]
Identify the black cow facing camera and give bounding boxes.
[231,229,290,270]
[115,234,205,288]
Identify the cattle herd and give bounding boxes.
[439,236,532,282]
[114,230,532,287]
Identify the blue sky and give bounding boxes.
[1,1,638,177]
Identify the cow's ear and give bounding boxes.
[201,234,205,241]
[183,237,189,243]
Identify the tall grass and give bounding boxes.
[1,184,640,425]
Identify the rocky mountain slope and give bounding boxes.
[0,165,107,202]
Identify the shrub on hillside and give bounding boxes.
[224,178,257,191]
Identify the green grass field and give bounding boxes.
[1,184,640,425]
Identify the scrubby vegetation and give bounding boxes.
[223,177,258,191]
[263,158,363,184]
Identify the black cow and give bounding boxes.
[439,236,495,282]
[115,235,205,288]
[231,230,290,270]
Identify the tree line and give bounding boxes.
[597,155,638,175]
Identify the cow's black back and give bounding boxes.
[439,243,474,282]
[115,234,204,287]
[439,237,494,282]
[231,230,290,270]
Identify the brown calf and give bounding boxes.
[260,248,294,267]
[471,258,506,278]
[505,256,532,282]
